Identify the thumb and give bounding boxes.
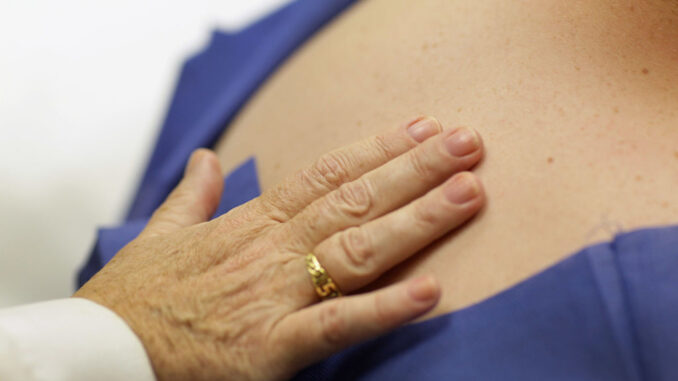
[143,149,223,237]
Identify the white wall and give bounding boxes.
[0,0,292,307]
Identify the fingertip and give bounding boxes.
[201,148,222,173]
[185,149,221,178]
[473,128,484,150]
[407,275,441,304]
[184,149,223,217]
[185,149,203,176]
[474,174,486,201]
[459,171,487,208]
[469,128,485,166]
[405,116,442,143]
[405,116,427,128]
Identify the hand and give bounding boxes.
[74,116,485,381]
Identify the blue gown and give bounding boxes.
[77,1,678,379]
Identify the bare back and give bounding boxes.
[215,0,678,318]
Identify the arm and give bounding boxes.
[3,116,484,381]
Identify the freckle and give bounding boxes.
[547,157,554,164]
[457,107,463,112]
[630,5,635,12]
[642,68,649,74]
[661,201,669,208]
[575,65,581,71]
[674,151,678,159]
[635,175,643,182]
[356,120,363,127]
[613,106,619,113]
[422,43,429,51]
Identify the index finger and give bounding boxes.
[258,116,442,221]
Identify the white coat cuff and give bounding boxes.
[0,298,156,381]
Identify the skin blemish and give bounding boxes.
[635,175,643,182]
[547,157,554,164]
[613,106,619,113]
[642,68,650,75]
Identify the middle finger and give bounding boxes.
[281,125,483,250]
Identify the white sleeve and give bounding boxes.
[0,298,156,381]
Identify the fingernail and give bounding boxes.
[444,127,479,156]
[407,117,441,143]
[443,172,479,204]
[408,275,439,302]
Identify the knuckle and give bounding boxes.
[412,200,442,230]
[331,179,373,218]
[339,227,375,277]
[370,134,397,161]
[213,213,235,231]
[318,303,347,346]
[307,151,353,190]
[408,149,439,182]
[259,193,295,223]
[260,187,293,220]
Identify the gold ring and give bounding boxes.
[306,253,343,300]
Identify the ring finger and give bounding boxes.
[287,170,484,305]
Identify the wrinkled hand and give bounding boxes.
[74,116,485,381]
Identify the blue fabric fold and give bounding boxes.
[614,228,678,380]
[293,226,678,380]
[77,0,678,378]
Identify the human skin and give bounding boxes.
[214,0,678,318]
[75,118,486,380]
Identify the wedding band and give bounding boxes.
[306,253,343,300]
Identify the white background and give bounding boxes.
[0,0,291,307]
